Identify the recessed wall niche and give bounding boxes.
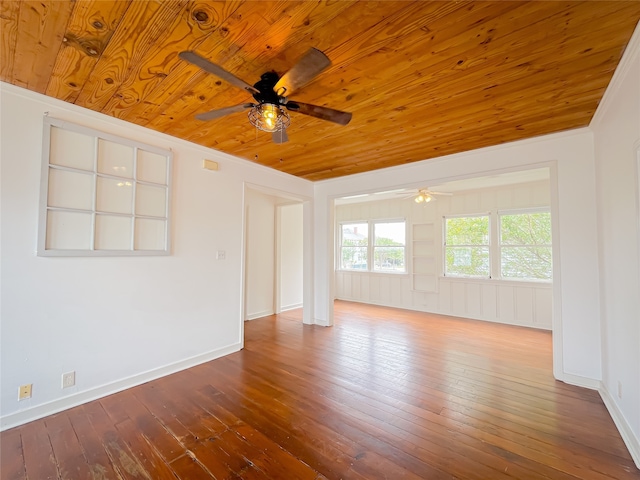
[38,117,172,256]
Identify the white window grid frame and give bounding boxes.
[372,218,407,273]
[338,220,370,271]
[38,116,173,257]
[497,207,552,282]
[338,218,407,273]
[443,212,492,278]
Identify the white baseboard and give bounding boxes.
[245,309,274,320]
[0,342,242,431]
[280,302,303,312]
[599,386,640,469]
[559,372,602,390]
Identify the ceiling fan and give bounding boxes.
[178,48,352,143]
[402,188,453,203]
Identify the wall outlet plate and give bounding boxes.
[62,371,76,388]
[18,384,32,400]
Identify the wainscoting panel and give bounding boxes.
[335,180,553,330]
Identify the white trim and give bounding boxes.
[0,342,242,431]
[599,385,640,469]
[280,302,303,312]
[245,310,274,321]
[560,373,601,390]
[591,21,640,129]
[548,161,564,381]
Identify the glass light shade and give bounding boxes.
[248,103,290,133]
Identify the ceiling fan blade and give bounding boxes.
[286,101,352,125]
[272,129,289,144]
[195,103,254,121]
[273,48,331,97]
[179,51,259,95]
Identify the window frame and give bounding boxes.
[338,221,369,271]
[372,219,407,273]
[498,207,552,282]
[443,213,491,278]
[338,218,407,273]
[38,116,173,257]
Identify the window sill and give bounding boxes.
[338,270,409,276]
[440,276,552,287]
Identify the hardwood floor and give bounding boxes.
[2,301,639,479]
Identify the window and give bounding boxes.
[444,215,490,277]
[373,221,405,272]
[38,117,172,256]
[339,220,406,272]
[499,210,552,280]
[340,222,368,270]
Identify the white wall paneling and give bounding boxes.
[335,181,553,330]
[591,21,640,468]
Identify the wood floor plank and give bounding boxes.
[45,412,93,479]
[0,427,26,480]
[2,301,639,480]
[19,419,58,479]
[67,407,121,480]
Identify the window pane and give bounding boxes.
[445,216,489,245]
[500,212,551,245]
[342,223,368,246]
[374,246,405,271]
[501,246,552,280]
[46,210,92,250]
[96,176,133,214]
[445,246,490,277]
[136,184,167,217]
[95,214,132,250]
[374,222,405,246]
[135,218,166,250]
[97,138,133,178]
[50,127,94,171]
[341,246,368,270]
[137,149,168,184]
[48,168,93,210]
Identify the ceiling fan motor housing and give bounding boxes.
[252,71,286,105]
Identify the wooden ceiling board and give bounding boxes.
[2,1,639,180]
[44,0,133,103]
[6,1,74,91]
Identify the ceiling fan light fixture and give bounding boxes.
[414,191,433,203]
[248,103,290,133]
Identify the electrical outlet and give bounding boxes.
[18,384,32,400]
[62,371,76,389]
[216,250,226,260]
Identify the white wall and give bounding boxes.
[315,129,601,386]
[245,189,277,320]
[278,203,303,311]
[591,23,640,466]
[0,83,313,429]
[335,180,552,329]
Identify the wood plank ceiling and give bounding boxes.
[2,1,639,181]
